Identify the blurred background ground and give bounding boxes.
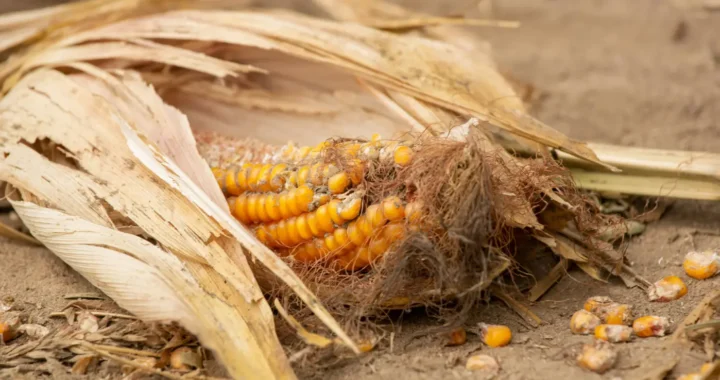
[0,1,719,379]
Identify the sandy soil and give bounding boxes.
[1,0,719,379]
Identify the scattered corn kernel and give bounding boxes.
[577,340,617,374]
[632,315,670,337]
[596,303,633,325]
[170,347,201,371]
[594,324,633,343]
[583,296,614,314]
[570,310,602,335]
[683,250,719,280]
[647,275,687,302]
[465,354,499,374]
[0,322,18,343]
[447,327,467,346]
[479,323,512,348]
[393,145,413,166]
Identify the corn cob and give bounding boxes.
[213,136,419,270]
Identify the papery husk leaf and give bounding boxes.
[0,67,356,379]
[19,8,607,167]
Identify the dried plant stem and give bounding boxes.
[569,170,720,200]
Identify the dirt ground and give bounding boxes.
[1,0,719,379]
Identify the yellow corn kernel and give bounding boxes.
[255,164,273,192]
[394,145,413,166]
[328,172,351,194]
[570,310,601,335]
[405,202,423,224]
[268,163,288,191]
[632,316,669,337]
[448,328,467,346]
[327,199,344,225]
[255,225,269,245]
[597,303,633,325]
[247,165,263,191]
[583,296,614,313]
[256,195,270,222]
[383,222,406,241]
[266,224,279,246]
[324,234,339,252]
[295,215,313,240]
[338,196,362,221]
[315,204,335,233]
[479,323,512,348]
[292,244,313,262]
[381,196,405,222]
[246,194,260,223]
[357,214,374,237]
[368,236,391,257]
[577,340,617,374]
[306,212,322,237]
[297,165,311,185]
[594,324,632,343]
[294,185,315,214]
[347,220,366,247]
[333,228,351,249]
[286,188,302,215]
[648,275,687,302]
[278,192,292,219]
[225,168,241,195]
[264,193,281,221]
[465,354,499,374]
[276,220,290,246]
[230,194,249,224]
[683,251,719,280]
[286,217,302,245]
[366,204,387,228]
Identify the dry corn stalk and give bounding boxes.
[0,0,633,377]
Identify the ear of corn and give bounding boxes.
[214,138,418,270]
[647,275,687,302]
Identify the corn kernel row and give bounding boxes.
[227,185,330,224]
[254,195,363,248]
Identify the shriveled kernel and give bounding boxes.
[632,316,670,337]
[683,250,719,280]
[583,296,614,313]
[570,310,602,335]
[648,275,687,302]
[394,145,413,166]
[594,324,632,343]
[577,340,617,374]
[328,199,344,225]
[338,196,362,221]
[405,202,423,224]
[448,328,467,346]
[596,303,633,325]
[479,323,512,348]
[465,354,499,374]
